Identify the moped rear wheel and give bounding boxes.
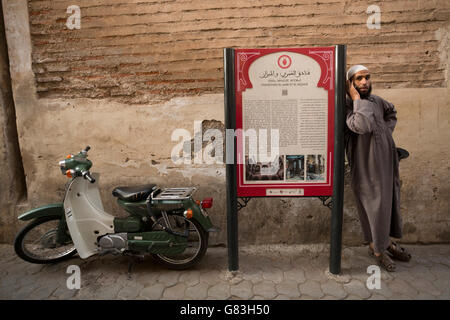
[151,215,208,270]
[14,216,77,264]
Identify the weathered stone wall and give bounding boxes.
[27,0,450,104]
[0,1,27,243]
[0,0,449,247]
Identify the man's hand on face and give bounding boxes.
[346,79,360,101]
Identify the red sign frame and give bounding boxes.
[235,47,336,197]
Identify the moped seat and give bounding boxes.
[112,184,157,202]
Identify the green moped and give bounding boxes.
[14,146,219,270]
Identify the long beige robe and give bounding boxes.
[345,94,403,253]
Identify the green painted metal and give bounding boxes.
[119,197,214,232]
[224,47,239,271]
[18,203,64,221]
[63,153,92,173]
[187,200,213,231]
[113,216,142,233]
[127,231,187,254]
[152,197,213,231]
[17,203,70,245]
[116,199,148,217]
[330,44,347,275]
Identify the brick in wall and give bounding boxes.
[28,0,450,104]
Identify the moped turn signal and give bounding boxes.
[183,209,193,219]
[66,169,74,178]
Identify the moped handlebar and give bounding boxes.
[82,171,95,183]
[82,146,91,154]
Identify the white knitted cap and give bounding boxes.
[346,65,369,81]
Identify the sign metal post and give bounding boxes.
[329,44,346,274]
[224,48,239,271]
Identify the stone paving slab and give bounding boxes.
[0,244,449,300]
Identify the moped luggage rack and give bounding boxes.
[150,187,197,201]
[146,187,198,239]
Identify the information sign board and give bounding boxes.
[234,48,336,197]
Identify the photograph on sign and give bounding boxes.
[235,48,335,197]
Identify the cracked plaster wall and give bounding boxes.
[0,0,449,246]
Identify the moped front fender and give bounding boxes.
[18,203,64,221]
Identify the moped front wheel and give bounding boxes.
[14,216,77,264]
[151,215,208,270]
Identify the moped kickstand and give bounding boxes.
[125,253,145,280]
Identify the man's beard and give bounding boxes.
[356,84,372,99]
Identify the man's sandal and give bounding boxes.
[387,241,412,262]
[374,252,396,272]
[368,247,396,272]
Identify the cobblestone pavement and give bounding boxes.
[0,243,449,300]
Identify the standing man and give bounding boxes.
[345,65,411,272]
